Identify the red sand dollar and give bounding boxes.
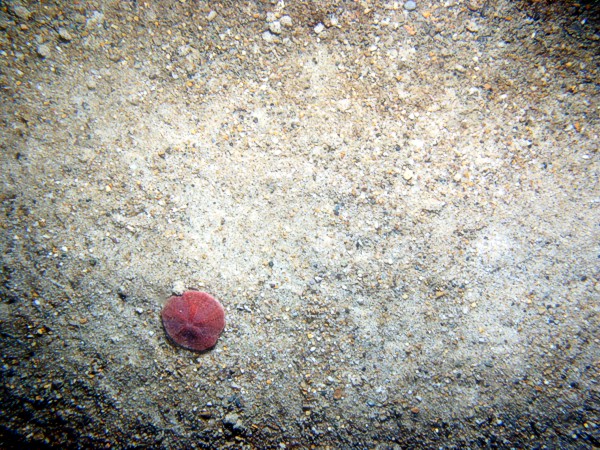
[161,291,225,351]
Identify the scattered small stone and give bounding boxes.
[269,20,282,35]
[262,30,277,43]
[86,11,104,28]
[58,27,73,41]
[73,13,86,24]
[404,1,417,11]
[403,169,414,181]
[223,412,239,426]
[11,5,32,21]
[404,24,416,36]
[177,45,191,57]
[468,1,482,11]
[266,12,277,22]
[337,98,351,112]
[421,199,446,212]
[223,413,244,433]
[36,44,51,59]
[280,15,293,27]
[314,23,325,34]
[172,280,185,296]
[466,21,480,33]
[333,388,343,400]
[86,78,97,90]
[349,375,363,386]
[207,10,217,21]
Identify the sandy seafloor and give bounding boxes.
[0,0,599,448]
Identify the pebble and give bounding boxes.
[333,388,343,400]
[349,375,363,386]
[269,20,282,35]
[280,15,293,28]
[206,10,217,21]
[223,413,244,432]
[11,5,31,20]
[86,11,104,28]
[337,98,352,112]
[466,21,480,33]
[36,44,51,59]
[404,1,417,11]
[262,31,277,43]
[314,23,325,35]
[177,45,191,57]
[421,199,446,212]
[223,413,239,426]
[73,13,86,24]
[403,169,414,181]
[172,280,185,296]
[198,410,211,419]
[58,27,73,41]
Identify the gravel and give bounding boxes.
[404,1,417,11]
